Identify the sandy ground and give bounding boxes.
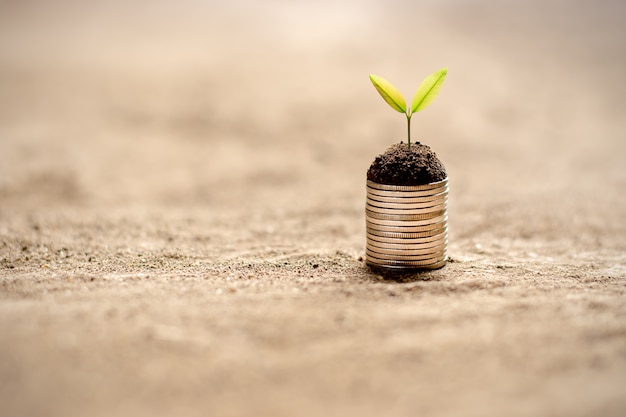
[1,1,625,416]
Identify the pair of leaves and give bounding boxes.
[369,68,447,115]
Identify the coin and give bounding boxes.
[365,253,448,265]
[366,204,446,215]
[367,183,447,193]
[365,179,450,271]
[366,221,447,234]
[366,192,448,205]
[367,242,447,254]
[367,230,447,244]
[367,239,447,252]
[365,187,449,201]
[366,243,448,256]
[366,256,447,268]
[367,236,447,250]
[367,179,447,192]
[366,252,448,265]
[366,225,447,236]
[367,187,448,199]
[366,226,447,239]
[367,182,447,193]
[366,249,447,262]
[366,214,447,227]
[365,209,446,221]
[367,200,446,209]
[366,198,448,211]
[366,257,448,270]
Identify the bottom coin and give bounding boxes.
[366,248,446,261]
[366,236,448,250]
[366,257,448,270]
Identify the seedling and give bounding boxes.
[369,68,447,149]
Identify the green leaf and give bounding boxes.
[369,74,406,113]
[411,68,447,113]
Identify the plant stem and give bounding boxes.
[406,113,412,149]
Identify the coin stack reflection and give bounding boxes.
[366,178,448,270]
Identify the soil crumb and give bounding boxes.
[367,142,447,185]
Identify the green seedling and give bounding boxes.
[369,68,447,149]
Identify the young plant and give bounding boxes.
[369,68,447,149]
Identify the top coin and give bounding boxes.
[366,178,448,192]
[367,187,448,199]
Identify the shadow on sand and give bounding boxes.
[364,260,450,283]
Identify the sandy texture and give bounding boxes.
[1,1,625,416]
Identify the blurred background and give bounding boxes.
[1,0,624,213]
[2,2,626,416]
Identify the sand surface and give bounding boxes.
[1,1,625,416]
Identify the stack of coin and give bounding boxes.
[366,178,448,270]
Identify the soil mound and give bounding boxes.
[367,142,447,185]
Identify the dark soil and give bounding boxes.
[367,142,447,185]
